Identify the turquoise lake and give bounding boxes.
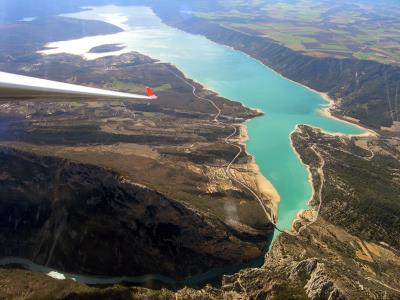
[42,5,364,231]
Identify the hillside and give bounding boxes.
[2,125,399,299]
[1,2,399,298]
[155,14,400,130]
[0,146,262,278]
[0,43,278,281]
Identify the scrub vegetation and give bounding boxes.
[1,1,400,298]
[0,14,276,280]
[292,125,400,250]
[0,51,274,277]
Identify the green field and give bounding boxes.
[195,0,400,64]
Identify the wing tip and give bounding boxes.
[146,86,157,99]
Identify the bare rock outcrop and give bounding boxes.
[304,263,345,300]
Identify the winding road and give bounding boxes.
[168,67,399,297]
[166,68,382,246]
[167,68,275,225]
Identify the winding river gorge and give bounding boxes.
[14,5,364,284]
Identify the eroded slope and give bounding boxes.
[0,147,264,278]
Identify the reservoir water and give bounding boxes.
[42,5,364,230]
[17,5,365,284]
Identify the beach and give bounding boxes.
[317,92,378,137]
[237,124,280,223]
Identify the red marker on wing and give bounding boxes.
[0,71,160,100]
[146,86,157,99]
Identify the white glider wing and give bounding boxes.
[0,71,157,100]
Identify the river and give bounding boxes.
[8,5,364,285]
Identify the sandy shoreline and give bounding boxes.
[162,66,280,220]
[199,32,378,139]
[316,91,378,137]
[237,124,280,221]
[41,10,377,232]
[288,114,377,231]
[159,62,279,223]
[258,57,377,138]
[289,126,316,208]
[180,40,377,230]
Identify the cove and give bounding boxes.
[29,5,364,283]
